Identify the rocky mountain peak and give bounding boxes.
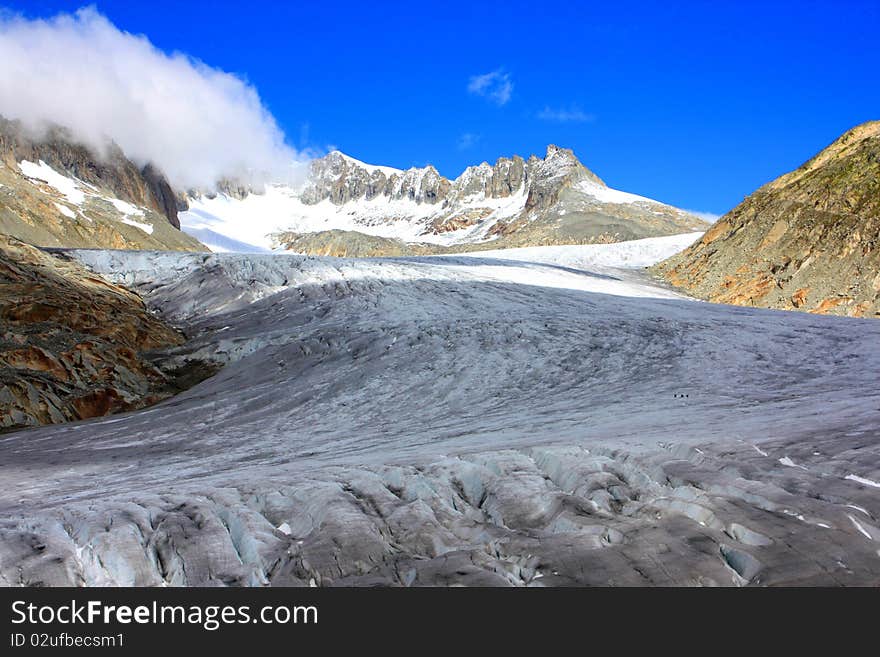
[300,144,614,210]
[544,143,576,161]
[181,141,706,255]
[541,143,604,186]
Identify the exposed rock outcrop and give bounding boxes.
[0,234,191,432]
[275,230,437,258]
[140,163,182,230]
[653,121,880,317]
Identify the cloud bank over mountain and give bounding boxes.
[0,7,304,189]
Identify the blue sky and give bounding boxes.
[4,0,879,215]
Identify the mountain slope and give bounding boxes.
[653,121,880,317]
[0,234,194,432]
[182,146,706,254]
[0,117,205,251]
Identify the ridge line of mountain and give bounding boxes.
[184,144,707,254]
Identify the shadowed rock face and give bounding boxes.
[0,235,188,432]
[140,164,181,230]
[0,117,205,251]
[653,121,880,318]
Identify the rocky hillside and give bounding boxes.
[183,146,707,254]
[0,117,205,251]
[0,234,200,433]
[275,229,438,257]
[654,121,880,318]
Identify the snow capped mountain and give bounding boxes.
[180,146,707,254]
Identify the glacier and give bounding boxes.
[0,234,878,586]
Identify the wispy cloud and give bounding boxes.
[683,209,721,223]
[0,7,303,189]
[537,105,595,123]
[456,132,480,150]
[467,70,513,106]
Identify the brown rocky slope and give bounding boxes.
[0,234,195,432]
[653,121,880,317]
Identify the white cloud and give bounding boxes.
[0,7,305,190]
[537,105,595,123]
[683,209,721,223]
[467,70,513,106]
[456,132,480,150]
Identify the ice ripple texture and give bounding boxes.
[1,235,879,586]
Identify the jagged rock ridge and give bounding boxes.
[182,146,707,254]
[295,146,705,245]
[653,121,880,317]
